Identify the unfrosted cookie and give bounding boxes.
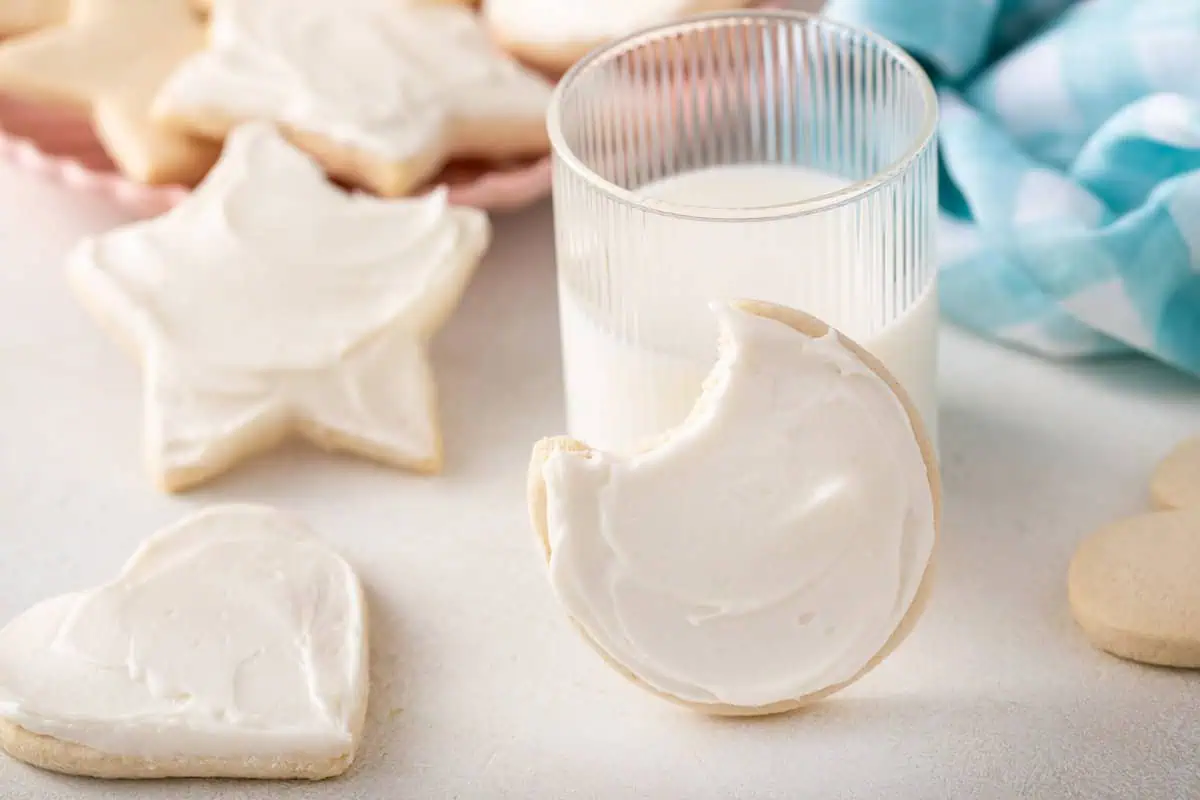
[68,122,491,492]
[528,300,940,715]
[190,0,478,8]
[1068,509,1200,668]
[1151,436,1200,511]
[0,0,219,185]
[0,0,67,36]
[485,0,754,75]
[155,0,554,197]
[0,504,369,780]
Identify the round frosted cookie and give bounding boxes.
[1069,509,1200,668]
[1151,436,1200,511]
[485,0,754,75]
[155,0,554,197]
[527,299,941,716]
[0,505,369,779]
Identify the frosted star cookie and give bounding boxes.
[0,0,67,36]
[484,0,754,75]
[528,300,940,715]
[0,0,219,185]
[1151,436,1200,511]
[0,505,369,780]
[155,0,554,197]
[69,122,491,492]
[1068,508,1200,668]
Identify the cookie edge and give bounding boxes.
[1149,436,1200,511]
[0,513,373,780]
[1067,508,1200,669]
[526,298,942,716]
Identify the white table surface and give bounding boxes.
[1,159,1199,800]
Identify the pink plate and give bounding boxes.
[0,95,551,217]
[0,2,789,217]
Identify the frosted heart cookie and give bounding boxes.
[1151,436,1200,510]
[484,0,754,75]
[0,0,219,185]
[1068,509,1200,668]
[0,504,369,780]
[68,122,491,492]
[0,0,67,36]
[154,0,554,197]
[527,300,940,715]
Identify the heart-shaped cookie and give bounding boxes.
[0,504,369,780]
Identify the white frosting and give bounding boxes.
[485,0,735,46]
[154,0,554,160]
[0,505,366,758]
[68,122,490,479]
[542,304,936,708]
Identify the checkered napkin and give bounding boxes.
[825,0,1200,376]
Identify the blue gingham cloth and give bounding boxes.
[825,0,1200,376]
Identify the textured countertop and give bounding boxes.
[1,160,1199,800]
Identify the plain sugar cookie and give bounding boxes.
[1069,508,1200,668]
[1151,436,1200,511]
[0,0,219,185]
[68,123,491,491]
[190,0,478,7]
[0,505,369,780]
[0,0,67,36]
[528,299,940,716]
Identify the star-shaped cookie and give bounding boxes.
[154,0,553,196]
[0,0,219,185]
[0,0,67,36]
[68,122,491,492]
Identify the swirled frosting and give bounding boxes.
[540,304,937,708]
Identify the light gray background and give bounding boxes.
[1,136,1199,798]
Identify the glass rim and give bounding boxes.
[545,8,939,223]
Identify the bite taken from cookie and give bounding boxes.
[0,505,369,780]
[68,122,491,492]
[154,0,554,197]
[484,0,754,75]
[528,300,941,715]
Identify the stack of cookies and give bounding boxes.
[0,0,756,493]
[0,0,752,198]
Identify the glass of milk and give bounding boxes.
[547,8,938,454]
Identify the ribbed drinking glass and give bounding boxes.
[548,7,939,454]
